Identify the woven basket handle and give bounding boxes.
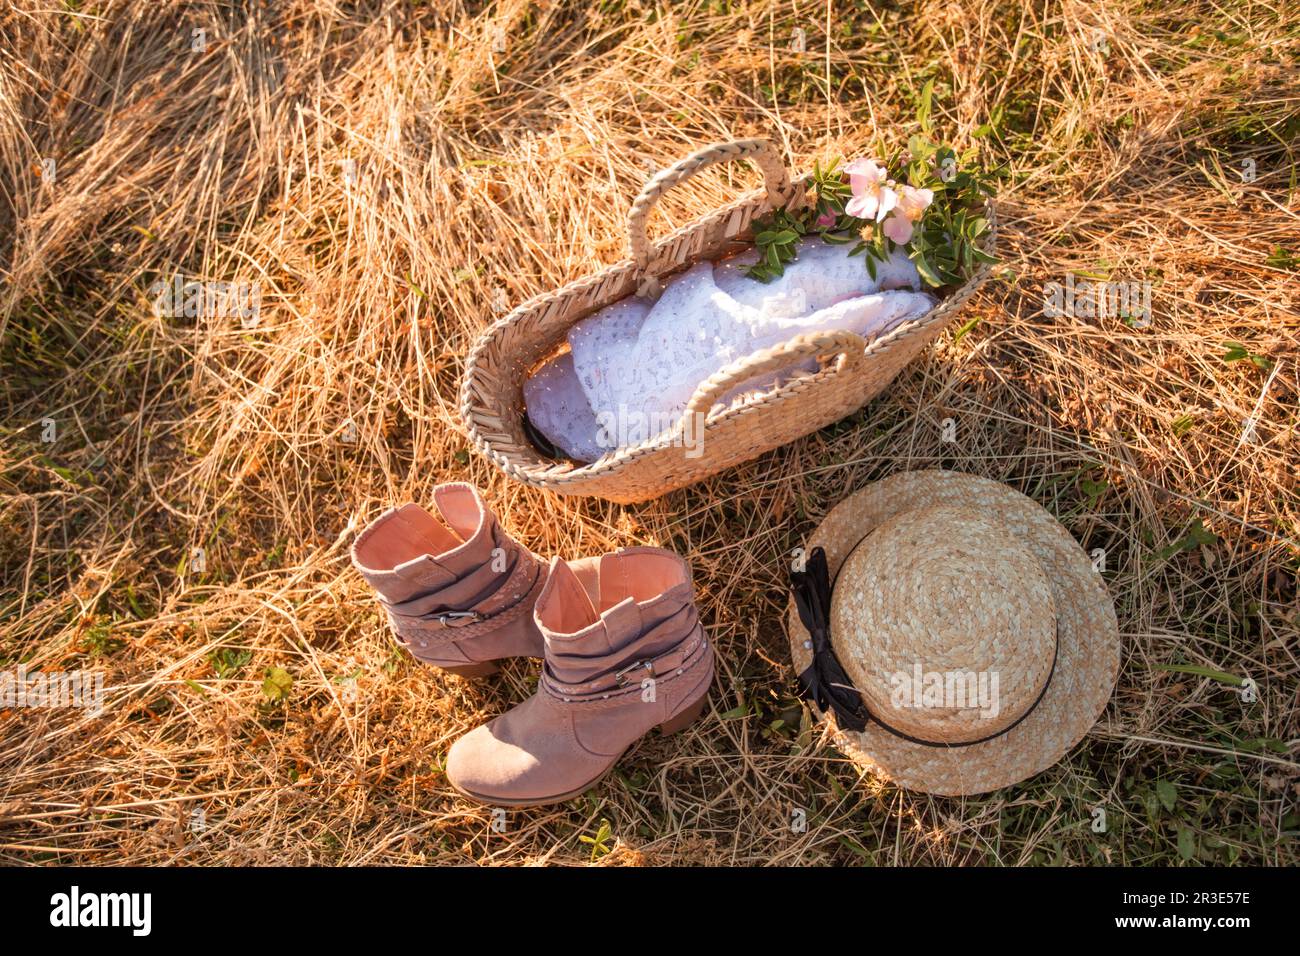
[628,139,797,298]
[679,328,867,428]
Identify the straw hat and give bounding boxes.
[786,470,1120,796]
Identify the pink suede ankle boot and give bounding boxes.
[352,483,561,677]
[446,547,714,805]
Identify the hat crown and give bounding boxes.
[830,504,1057,744]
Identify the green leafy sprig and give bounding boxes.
[746,85,1000,289]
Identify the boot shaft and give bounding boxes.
[536,547,702,685]
[351,483,547,667]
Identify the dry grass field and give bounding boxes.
[1,0,1297,866]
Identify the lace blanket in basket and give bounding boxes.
[524,239,935,462]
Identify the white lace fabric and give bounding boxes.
[525,239,936,462]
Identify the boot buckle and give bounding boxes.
[432,610,481,627]
[613,659,655,686]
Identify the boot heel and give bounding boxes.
[441,660,499,678]
[658,693,708,735]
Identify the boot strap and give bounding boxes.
[386,553,542,641]
[541,632,710,704]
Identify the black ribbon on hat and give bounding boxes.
[789,544,1061,747]
[791,547,869,732]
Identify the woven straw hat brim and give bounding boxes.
[787,470,1120,796]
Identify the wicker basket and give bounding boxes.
[460,138,995,504]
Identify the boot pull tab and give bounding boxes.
[431,482,487,541]
[599,598,644,649]
[391,553,458,589]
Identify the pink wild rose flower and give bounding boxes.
[844,159,897,222]
[881,185,934,245]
